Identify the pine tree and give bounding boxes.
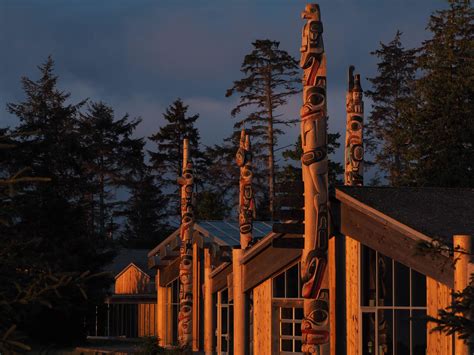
[365,31,417,186]
[80,101,144,238]
[408,0,474,187]
[226,39,300,219]
[149,98,202,217]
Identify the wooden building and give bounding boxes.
[148,189,473,354]
[94,249,157,338]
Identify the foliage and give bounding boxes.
[149,98,202,217]
[365,31,417,186]
[226,39,300,218]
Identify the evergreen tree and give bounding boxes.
[408,0,474,187]
[80,101,144,238]
[4,57,113,345]
[365,31,417,186]
[120,166,170,248]
[226,39,300,219]
[149,99,202,217]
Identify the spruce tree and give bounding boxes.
[226,39,300,219]
[365,31,417,186]
[148,98,202,217]
[4,57,113,345]
[409,0,474,187]
[80,101,144,238]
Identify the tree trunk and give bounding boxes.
[265,70,275,220]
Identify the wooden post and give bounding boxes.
[233,248,246,355]
[236,129,255,249]
[454,234,471,355]
[203,249,213,354]
[427,277,453,355]
[177,138,194,348]
[344,65,364,355]
[299,4,330,354]
[156,269,168,346]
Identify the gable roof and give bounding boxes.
[114,262,152,280]
[337,186,474,242]
[105,248,154,277]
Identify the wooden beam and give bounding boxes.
[274,208,304,221]
[233,249,246,355]
[243,245,301,292]
[272,223,304,235]
[275,195,304,208]
[272,236,304,249]
[203,249,213,354]
[158,258,180,287]
[427,277,453,355]
[340,202,454,288]
[162,245,179,260]
[211,263,232,293]
[454,234,471,355]
[148,255,164,270]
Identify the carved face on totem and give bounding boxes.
[301,290,330,350]
[300,5,323,71]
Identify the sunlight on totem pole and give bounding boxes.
[299,3,330,354]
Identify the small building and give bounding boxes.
[96,249,157,338]
[148,188,474,354]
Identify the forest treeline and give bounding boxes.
[0,0,472,351]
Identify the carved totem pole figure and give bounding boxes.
[177,138,194,347]
[345,65,364,186]
[299,4,330,354]
[235,129,255,249]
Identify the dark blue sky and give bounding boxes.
[0,0,445,163]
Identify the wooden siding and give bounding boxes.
[345,236,360,355]
[138,303,157,337]
[115,264,151,294]
[253,279,272,354]
[156,270,168,346]
[427,277,453,355]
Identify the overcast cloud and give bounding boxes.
[0,0,445,163]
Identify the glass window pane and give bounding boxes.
[295,307,304,320]
[362,312,376,355]
[295,322,302,336]
[394,262,410,306]
[221,289,228,304]
[286,264,299,298]
[221,307,228,333]
[361,246,377,306]
[411,270,426,307]
[412,310,427,355]
[378,309,393,355]
[222,337,228,351]
[378,254,393,307]
[395,310,410,354]
[295,339,302,352]
[281,339,293,351]
[273,272,285,298]
[281,307,293,320]
[281,322,293,336]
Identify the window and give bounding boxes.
[272,262,302,299]
[216,288,233,354]
[360,245,427,355]
[272,263,304,354]
[166,278,180,345]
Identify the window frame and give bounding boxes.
[359,245,427,355]
[216,288,233,354]
[165,277,180,345]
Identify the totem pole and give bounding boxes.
[299,4,330,354]
[344,66,364,186]
[177,138,194,347]
[235,129,255,249]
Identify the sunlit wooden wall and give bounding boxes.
[115,264,151,294]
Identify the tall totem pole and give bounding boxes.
[177,138,194,347]
[236,129,255,249]
[299,4,330,354]
[345,65,364,186]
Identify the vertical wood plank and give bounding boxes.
[156,270,168,346]
[203,249,213,354]
[253,278,272,354]
[329,236,336,355]
[427,277,453,355]
[192,243,200,351]
[345,236,359,355]
[233,249,246,355]
[453,235,471,355]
